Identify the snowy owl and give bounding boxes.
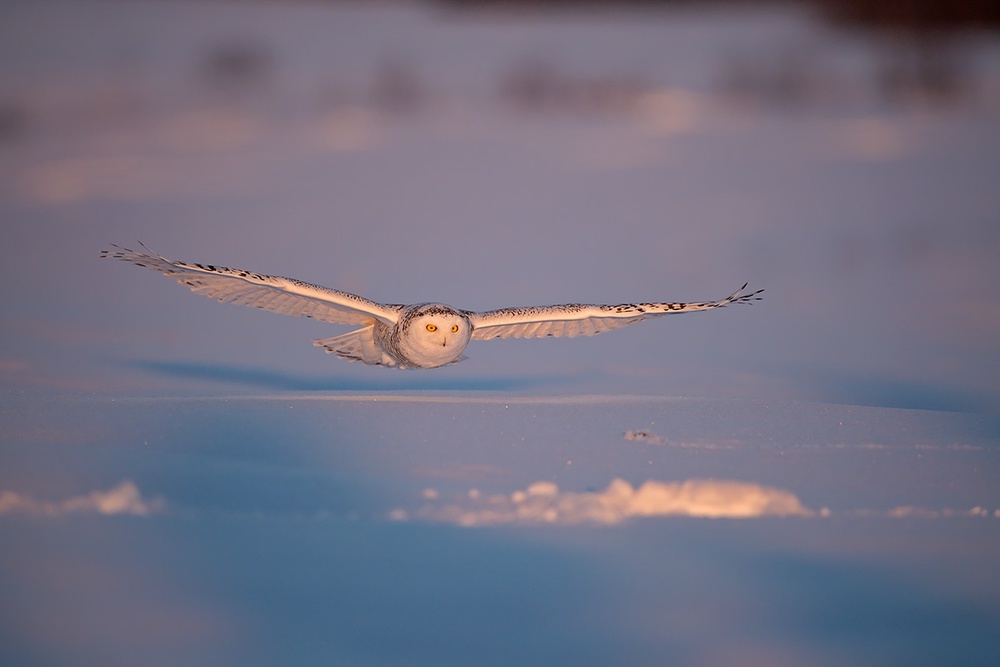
[102,244,763,369]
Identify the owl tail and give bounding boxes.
[313,326,395,366]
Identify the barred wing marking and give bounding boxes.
[101,244,403,326]
[469,283,762,340]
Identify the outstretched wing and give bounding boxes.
[101,243,403,326]
[468,283,762,340]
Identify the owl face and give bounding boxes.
[398,304,473,368]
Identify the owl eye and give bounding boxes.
[450,325,459,333]
[425,324,437,332]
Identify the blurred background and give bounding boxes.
[3,4,1000,666]
[1,0,999,410]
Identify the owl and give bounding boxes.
[102,244,762,369]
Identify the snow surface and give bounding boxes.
[2,393,1000,666]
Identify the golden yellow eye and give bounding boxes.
[451,325,459,333]
[425,324,437,332]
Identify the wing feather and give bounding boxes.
[101,244,402,326]
[469,284,762,340]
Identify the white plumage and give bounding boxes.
[102,244,763,369]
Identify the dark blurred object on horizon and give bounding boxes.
[0,99,32,144]
[436,0,1000,32]
[817,0,1000,104]
[500,58,646,114]
[199,39,274,97]
[819,0,1000,33]
[438,0,1000,107]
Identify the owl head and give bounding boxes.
[399,304,473,367]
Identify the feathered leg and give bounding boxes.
[313,326,397,367]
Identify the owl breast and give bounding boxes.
[381,303,472,369]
